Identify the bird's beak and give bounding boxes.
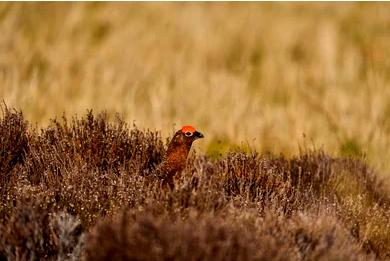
[194,131,204,139]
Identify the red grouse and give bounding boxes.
[155,125,204,187]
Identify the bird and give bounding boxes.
[155,125,204,188]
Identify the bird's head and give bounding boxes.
[170,125,204,147]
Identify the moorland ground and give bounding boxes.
[1,107,390,260]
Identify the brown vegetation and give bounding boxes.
[1,107,390,261]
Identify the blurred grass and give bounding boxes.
[1,2,390,174]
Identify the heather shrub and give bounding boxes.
[0,202,84,261]
[23,111,164,185]
[0,105,28,178]
[0,202,55,261]
[85,208,374,261]
[1,108,390,260]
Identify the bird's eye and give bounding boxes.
[185,131,193,137]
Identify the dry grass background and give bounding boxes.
[2,3,390,173]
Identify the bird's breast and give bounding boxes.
[161,145,191,176]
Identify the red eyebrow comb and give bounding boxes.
[181,125,196,133]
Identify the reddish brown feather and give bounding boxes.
[156,127,203,188]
